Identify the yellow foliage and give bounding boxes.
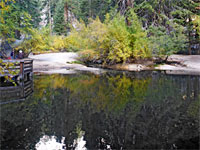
[0,0,15,23]
[78,49,99,62]
[67,12,152,64]
[51,35,69,51]
[192,15,200,36]
[16,28,70,53]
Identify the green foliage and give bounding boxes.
[0,59,20,82]
[53,0,67,35]
[127,10,152,59]
[192,15,200,36]
[15,0,42,28]
[67,11,151,64]
[135,0,199,27]
[148,24,188,56]
[67,0,116,24]
[134,0,199,54]
[0,0,32,41]
[0,0,31,81]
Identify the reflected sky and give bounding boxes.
[0,71,199,149]
[35,135,66,150]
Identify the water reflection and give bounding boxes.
[0,78,33,104]
[35,135,66,150]
[0,71,199,149]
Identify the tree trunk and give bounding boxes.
[88,0,92,18]
[49,0,52,35]
[64,2,68,23]
[127,0,134,8]
[188,17,192,55]
[126,0,134,26]
[64,2,69,33]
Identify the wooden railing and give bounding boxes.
[0,59,33,80]
[0,79,33,103]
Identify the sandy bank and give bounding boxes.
[29,53,200,75]
[29,52,105,74]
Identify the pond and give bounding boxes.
[0,71,199,149]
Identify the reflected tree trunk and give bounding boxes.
[48,0,52,35]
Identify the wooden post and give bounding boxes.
[20,61,24,80]
[31,60,33,72]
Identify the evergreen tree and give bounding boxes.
[134,0,199,54]
[53,0,67,35]
[68,0,116,23]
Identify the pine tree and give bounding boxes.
[67,0,115,23]
[134,0,199,54]
[53,0,67,35]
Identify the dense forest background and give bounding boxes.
[0,0,200,64]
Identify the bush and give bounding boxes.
[16,27,70,53]
[67,11,152,64]
[192,15,200,36]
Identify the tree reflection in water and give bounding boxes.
[0,71,199,149]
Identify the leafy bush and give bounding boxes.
[67,11,152,64]
[192,15,200,36]
[78,49,99,62]
[16,27,70,53]
[127,11,152,59]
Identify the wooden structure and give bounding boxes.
[0,59,33,81]
[0,79,33,104]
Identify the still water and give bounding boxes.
[0,71,199,149]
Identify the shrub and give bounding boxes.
[78,49,99,62]
[192,15,200,36]
[16,27,70,53]
[127,10,152,59]
[67,11,151,64]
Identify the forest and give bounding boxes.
[0,0,200,65]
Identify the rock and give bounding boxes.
[107,64,149,71]
[0,41,13,57]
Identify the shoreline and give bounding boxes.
[29,53,200,76]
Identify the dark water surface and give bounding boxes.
[0,71,199,149]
